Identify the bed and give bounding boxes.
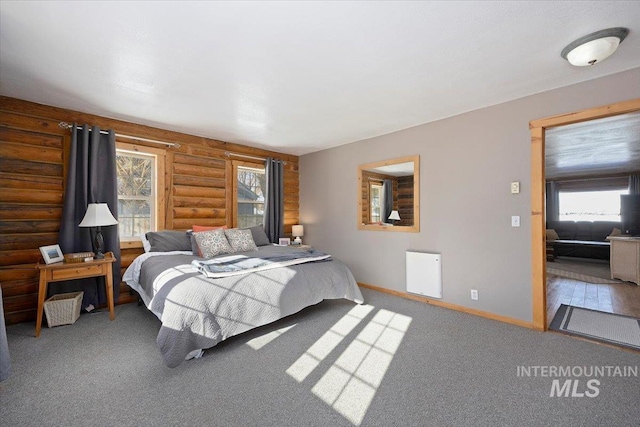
[123,241,363,368]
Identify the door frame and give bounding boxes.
[529,98,640,331]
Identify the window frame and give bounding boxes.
[369,181,383,223]
[232,160,266,228]
[116,142,166,244]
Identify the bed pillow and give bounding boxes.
[247,224,271,246]
[193,225,227,232]
[225,228,258,252]
[146,230,192,252]
[140,234,152,253]
[190,225,228,256]
[193,229,235,258]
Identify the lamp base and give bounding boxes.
[94,227,105,259]
[293,236,302,245]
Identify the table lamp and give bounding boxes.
[292,225,304,245]
[79,203,118,259]
[388,210,401,225]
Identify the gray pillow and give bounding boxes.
[146,230,192,252]
[186,230,201,256]
[248,225,270,246]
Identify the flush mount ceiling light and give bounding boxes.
[561,27,629,66]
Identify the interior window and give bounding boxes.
[237,166,265,228]
[116,149,157,239]
[559,189,628,221]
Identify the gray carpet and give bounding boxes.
[1,287,639,426]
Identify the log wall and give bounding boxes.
[0,96,299,325]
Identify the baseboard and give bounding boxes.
[357,282,536,330]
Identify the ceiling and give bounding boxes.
[546,110,640,179]
[1,2,639,156]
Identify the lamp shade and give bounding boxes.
[561,27,628,67]
[292,225,304,237]
[78,203,118,227]
[388,210,401,221]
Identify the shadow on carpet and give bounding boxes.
[550,304,640,351]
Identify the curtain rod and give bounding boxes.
[224,151,287,165]
[58,122,181,148]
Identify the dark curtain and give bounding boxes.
[263,157,284,243]
[545,181,559,223]
[630,174,640,195]
[0,286,9,381]
[58,125,121,309]
[382,179,393,223]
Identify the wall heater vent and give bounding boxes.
[406,251,442,298]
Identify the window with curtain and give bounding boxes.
[237,165,266,228]
[116,146,162,239]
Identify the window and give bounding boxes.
[559,189,628,221]
[370,183,382,223]
[116,145,164,240]
[236,165,265,228]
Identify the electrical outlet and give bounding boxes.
[471,289,478,300]
[511,216,520,227]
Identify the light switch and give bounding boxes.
[511,181,520,194]
[511,216,520,227]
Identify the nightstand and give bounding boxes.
[291,244,312,250]
[34,252,116,337]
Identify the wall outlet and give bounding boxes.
[471,289,478,300]
[511,215,520,227]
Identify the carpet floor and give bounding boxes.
[1,287,639,426]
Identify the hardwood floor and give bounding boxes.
[546,274,640,326]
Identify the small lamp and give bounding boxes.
[561,27,628,67]
[79,203,118,259]
[388,210,401,225]
[292,225,304,245]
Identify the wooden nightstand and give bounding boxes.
[34,252,116,337]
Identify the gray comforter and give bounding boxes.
[128,245,364,367]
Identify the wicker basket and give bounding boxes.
[64,252,94,263]
[44,291,83,328]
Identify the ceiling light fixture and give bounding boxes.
[561,27,629,66]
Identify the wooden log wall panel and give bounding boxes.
[1,96,299,325]
[397,176,414,227]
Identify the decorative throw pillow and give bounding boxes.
[193,229,235,258]
[146,230,192,252]
[193,225,227,232]
[189,225,227,256]
[546,229,560,241]
[609,227,623,237]
[225,228,258,252]
[247,224,270,246]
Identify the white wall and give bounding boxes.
[299,68,640,323]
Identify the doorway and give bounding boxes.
[529,98,640,331]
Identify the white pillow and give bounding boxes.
[140,234,151,253]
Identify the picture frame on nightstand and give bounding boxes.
[39,244,64,264]
[278,238,291,246]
